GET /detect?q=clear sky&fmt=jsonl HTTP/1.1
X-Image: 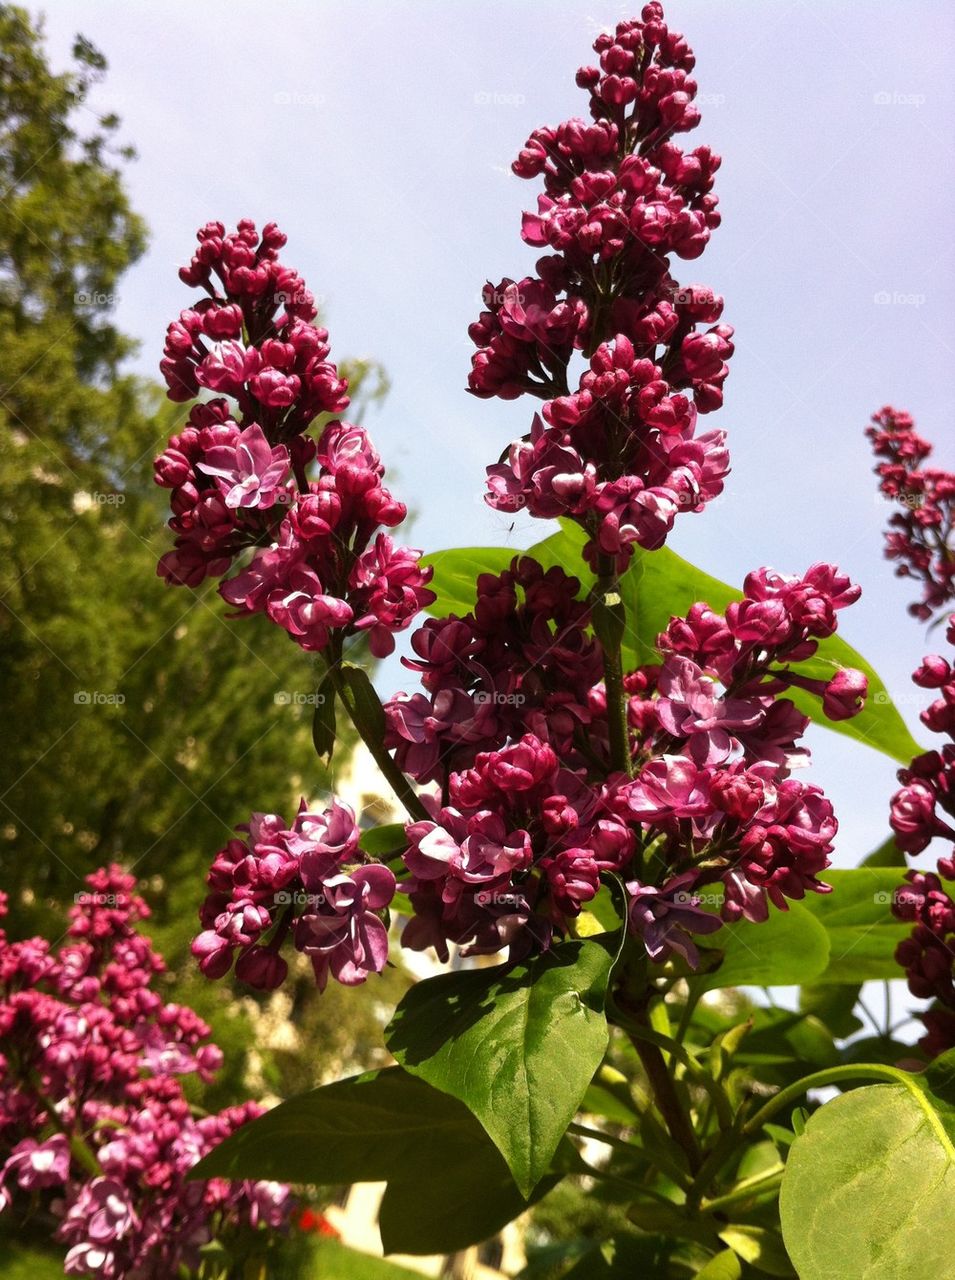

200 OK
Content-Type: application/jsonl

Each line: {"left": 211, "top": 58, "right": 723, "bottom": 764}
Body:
{"left": 36, "top": 0, "right": 955, "bottom": 863}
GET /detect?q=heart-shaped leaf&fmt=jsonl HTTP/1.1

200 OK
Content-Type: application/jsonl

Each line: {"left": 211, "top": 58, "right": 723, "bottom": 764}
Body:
{"left": 386, "top": 938, "right": 614, "bottom": 1196}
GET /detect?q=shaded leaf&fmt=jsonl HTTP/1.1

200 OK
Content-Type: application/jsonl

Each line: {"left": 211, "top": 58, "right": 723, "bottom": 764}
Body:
{"left": 358, "top": 823, "right": 407, "bottom": 858}
{"left": 386, "top": 939, "right": 613, "bottom": 1196}
{"left": 311, "top": 674, "right": 337, "bottom": 761}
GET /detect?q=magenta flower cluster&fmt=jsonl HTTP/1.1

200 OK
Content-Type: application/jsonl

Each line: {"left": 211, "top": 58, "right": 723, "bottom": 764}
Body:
{"left": 388, "top": 560, "right": 864, "bottom": 964}
{"left": 195, "top": 550, "right": 867, "bottom": 989}
{"left": 183, "top": 7, "right": 870, "bottom": 997}
{"left": 470, "top": 3, "right": 732, "bottom": 567}
{"left": 192, "top": 798, "right": 395, "bottom": 994}
{"left": 867, "top": 405, "right": 955, "bottom": 622}
{"left": 386, "top": 557, "right": 603, "bottom": 784}
{"left": 889, "top": 612, "right": 955, "bottom": 1058}
{"left": 154, "top": 219, "right": 434, "bottom": 657}
{"left": 0, "top": 868, "right": 293, "bottom": 1277}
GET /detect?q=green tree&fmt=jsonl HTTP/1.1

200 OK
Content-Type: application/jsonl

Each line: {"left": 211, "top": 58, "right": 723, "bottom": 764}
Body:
{"left": 0, "top": 7, "right": 397, "bottom": 1105}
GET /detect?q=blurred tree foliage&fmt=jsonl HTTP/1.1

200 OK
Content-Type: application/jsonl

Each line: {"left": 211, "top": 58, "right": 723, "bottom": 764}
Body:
{"left": 0, "top": 6, "right": 401, "bottom": 1108}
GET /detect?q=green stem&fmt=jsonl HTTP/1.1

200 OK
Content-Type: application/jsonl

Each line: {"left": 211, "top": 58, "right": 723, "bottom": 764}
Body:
{"left": 595, "top": 552, "right": 633, "bottom": 778}
{"left": 611, "top": 997, "right": 703, "bottom": 1174}
{"left": 699, "top": 1165, "right": 785, "bottom": 1215}
{"left": 324, "top": 660, "right": 428, "bottom": 822}
{"left": 741, "top": 1063, "right": 950, "bottom": 1155}
{"left": 624, "top": 1020, "right": 735, "bottom": 1134}
{"left": 685, "top": 1126, "right": 745, "bottom": 1212}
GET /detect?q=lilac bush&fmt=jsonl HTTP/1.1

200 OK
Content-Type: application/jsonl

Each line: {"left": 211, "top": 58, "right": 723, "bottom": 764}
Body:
{"left": 5, "top": 6, "right": 952, "bottom": 1277}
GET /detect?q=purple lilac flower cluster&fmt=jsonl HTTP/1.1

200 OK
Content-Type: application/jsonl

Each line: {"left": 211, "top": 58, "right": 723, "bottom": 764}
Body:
{"left": 154, "top": 219, "right": 434, "bottom": 657}
{"left": 192, "top": 798, "right": 395, "bottom": 993}
{"left": 184, "top": 7, "right": 869, "bottom": 998}
{"left": 0, "top": 868, "right": 293, "bottom": 1277}
{"left": 867, "top": 405, "right": 955, "bottom": 621}
{"left": 889, "top": 614, "right": 955, "bottom": 1058}
{"left": 388, "top": 561, "right": 864, "bottom": 965}
{"left": 469, "top": 3, "right": 732, "bottom": 568}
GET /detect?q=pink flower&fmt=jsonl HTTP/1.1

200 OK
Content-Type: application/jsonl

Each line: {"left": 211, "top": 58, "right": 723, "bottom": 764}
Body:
{"left": 295, "top": 866, "right": 396, "bottom": 991}
{"left": 890, "top": 781, "right": 942, "bottom": 854}
{"left": 625, "top": 874, "right": 722, "bottom": 967}
{"left": 822, "top": 668, "right": 868, "bottom": 721}
{"left": 197, "top": 424, "right": 291, "bottom": 510}
{"left": 655, "top": 655, "right": 762, "bottom": 763}
{"left": 264, "top": 563, "right": 353, "bottom": 650}
{"left": 2, "top": 1136, "right": 71, "bottom": 1197}
{"left": 195, "top": 339, "right": 260, "bottom": 393}
{"left": 624, "top": 755, "right": 713, "bottom": 825}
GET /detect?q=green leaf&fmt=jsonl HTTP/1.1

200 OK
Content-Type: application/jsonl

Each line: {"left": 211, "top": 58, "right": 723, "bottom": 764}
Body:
{"left": 191, "top": 1068, "right": 481, "bottom": 1183}
{"left": 311, "top": 673, "right": 337, "bottom": 762}
{"left": 861, "top": 834, "right": 905, "bottom": 867}
{"left": 386, "top": 939, "right": 614, "bottom": 1196}
{"left": 310, "top": 1240, "right": 424, "bottom": 1280}
{"left": 358, "top": 823, "right": 407, "bottom": 858}
{"left": 423, "top": 522, "right": 921, "bottom": 763}
{"left": 420, "top": 545, "right": 515, "bottom": 616}
{"left": 379, "top": 1144, "right": 562, "bottom": 1255}
{"left": 798, "top": 983, "right": 863, "bottom": 1039}
{"left": 798, "top": 868, "right": 911, "bottom": 984}
{"left": 717, "top": 1226, "right": 793, "bottom": 1277}
{"left": 581, "top": 1080, "right": 640, "bottom": 1126}
{"left": 693, "top": 900, "right": 830, "bottom": 993}
{"left": 192, "top": 1068, "right": 551, "bottom": 1253}
{"left": 560, "top": 1236, "right": 690, "bottom": 1278}
{"left": 338, "top": 663, "right": 386, "bottom": 741}
{"left": 923, "top": 1047, "right": 955, "bottom": 1106}
{"left": 697, "top": 1249, "right": 743, "bottom": 1280}
{"left": 0, "top": 1238, "right": 67, "bottom": 1280}
{"left": 841, "top": 1035, "right": 913, "bottom": 1067}
{"left": 780, "top": 1082, "right": 955, "bottom": 1280}
{"left": 734, "top": 1009, "right": 839, "bottom": 1076}
{"left": 191, "top": 1065, "right": 567, "bottom": 1253}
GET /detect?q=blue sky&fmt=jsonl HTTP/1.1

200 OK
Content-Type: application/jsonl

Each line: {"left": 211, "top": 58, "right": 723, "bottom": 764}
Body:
{"left": 38, "top": 0, "right": 955, "bottom": 862}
